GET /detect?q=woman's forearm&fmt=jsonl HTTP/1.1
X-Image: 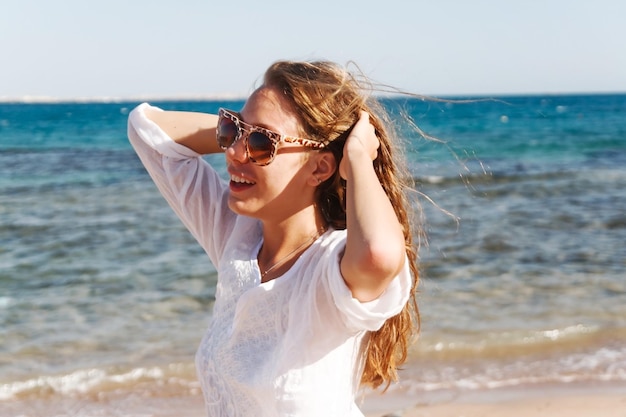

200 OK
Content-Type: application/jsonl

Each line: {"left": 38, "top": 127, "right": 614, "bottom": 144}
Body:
{"left": 145, "top": 108, "right": 221, "bottom": 155}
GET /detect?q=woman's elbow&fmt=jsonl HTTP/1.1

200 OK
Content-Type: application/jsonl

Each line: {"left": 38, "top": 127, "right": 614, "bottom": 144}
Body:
{"left": 367, "top": 240, "right": 406, "bottom": 280}
{"left": 344, "top": 241, "right": 406, "bottom": 302}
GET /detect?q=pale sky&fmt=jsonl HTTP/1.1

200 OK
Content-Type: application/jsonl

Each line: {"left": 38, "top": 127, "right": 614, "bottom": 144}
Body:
{"left": 1, "top": 0, "right": 625, "bottom": 100}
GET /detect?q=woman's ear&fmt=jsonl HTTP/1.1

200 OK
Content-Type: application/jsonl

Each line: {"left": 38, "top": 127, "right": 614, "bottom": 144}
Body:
{"left": 308, "top": 152, "right": 337, "bottom": 186}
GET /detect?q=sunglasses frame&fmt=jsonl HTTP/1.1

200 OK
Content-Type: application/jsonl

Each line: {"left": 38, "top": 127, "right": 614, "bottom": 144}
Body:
{"left": 217, "top": 108, "right": 328, "bottom": 166}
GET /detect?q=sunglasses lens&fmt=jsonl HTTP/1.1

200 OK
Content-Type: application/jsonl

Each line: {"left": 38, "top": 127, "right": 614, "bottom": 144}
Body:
{"left": 217, "top": 117, "right": 238, "bottom": 148}
{"left": 247, "top": 132, "right": 274, "bottom": 164}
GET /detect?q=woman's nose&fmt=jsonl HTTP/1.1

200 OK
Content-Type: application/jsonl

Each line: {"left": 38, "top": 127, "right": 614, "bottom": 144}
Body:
{"left": 225, "top": 134, "right": 249, "bottom": 164}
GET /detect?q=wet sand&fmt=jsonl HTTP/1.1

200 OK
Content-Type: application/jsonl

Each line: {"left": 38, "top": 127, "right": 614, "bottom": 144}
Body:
{"left": 365, "top": 382, "right": 626, "bottom": 417}
{"left": 3, "top": 382, "right": 624, "bottom": 416}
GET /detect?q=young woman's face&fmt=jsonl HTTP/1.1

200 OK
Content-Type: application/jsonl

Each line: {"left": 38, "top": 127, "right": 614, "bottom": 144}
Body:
{"left": 224, "top": 87, "right": 317, "bottom": 221}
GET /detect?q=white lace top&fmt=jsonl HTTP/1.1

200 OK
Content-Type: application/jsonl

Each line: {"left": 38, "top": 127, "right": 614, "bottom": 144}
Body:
{"left": 127, "top": 103, "right": 412, "bottom": 417}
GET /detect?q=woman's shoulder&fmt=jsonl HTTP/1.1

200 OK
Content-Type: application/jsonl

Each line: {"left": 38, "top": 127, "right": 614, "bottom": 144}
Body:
{"left": 319, "top": 227, "right": 346, "bottom": 245}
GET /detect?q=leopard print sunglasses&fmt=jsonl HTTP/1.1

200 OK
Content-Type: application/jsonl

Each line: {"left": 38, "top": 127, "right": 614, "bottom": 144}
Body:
{"left": 217, "top": 108, "right": 328, "bottom": 166}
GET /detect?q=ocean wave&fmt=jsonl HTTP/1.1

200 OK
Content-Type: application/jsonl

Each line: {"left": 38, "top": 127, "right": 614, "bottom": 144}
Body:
{"left": 0, "top": 363, "right": 199, "bottom": 401}
{"left": 392, "top": 324, "right": 626, "bottom": 395}
{"left": 412, "top": 324, "right": 608, "bottom": 359}
{"left": 398, "top": 340, "right": 626, "bottom": 394}
{"left": 415, "top": 324, "right": 596, "bottom": 358}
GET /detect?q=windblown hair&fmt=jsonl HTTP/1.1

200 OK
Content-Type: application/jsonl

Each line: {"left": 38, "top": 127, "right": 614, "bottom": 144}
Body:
{"left": 263, "top": 60, "right": 420, "bottom": 390}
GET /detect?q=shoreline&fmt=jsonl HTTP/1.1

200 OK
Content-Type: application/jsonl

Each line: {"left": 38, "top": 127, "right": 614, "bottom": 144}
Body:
{"left": 2, "top": 381, "right": 624, "bottom": 416}
{"left": 364, "top": 381, "right": 626, "bottom": 417}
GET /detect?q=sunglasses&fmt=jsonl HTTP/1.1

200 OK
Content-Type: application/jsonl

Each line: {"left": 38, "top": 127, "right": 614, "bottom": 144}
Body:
{"left": 216, "top": 108, "right": 327, "bottom": 166}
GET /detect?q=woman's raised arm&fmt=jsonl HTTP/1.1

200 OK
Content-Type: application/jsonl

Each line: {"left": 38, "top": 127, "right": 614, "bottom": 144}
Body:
{"left": 339, "top": 112, "right": 406, "bottom": 303}
{"left": 145, "top": 107, "right": 221, "bottom": 155}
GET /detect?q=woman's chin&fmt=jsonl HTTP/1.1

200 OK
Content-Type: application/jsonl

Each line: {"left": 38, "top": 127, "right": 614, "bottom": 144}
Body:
{"left": 227, "top": 194, "right": 257, "bottom": 217}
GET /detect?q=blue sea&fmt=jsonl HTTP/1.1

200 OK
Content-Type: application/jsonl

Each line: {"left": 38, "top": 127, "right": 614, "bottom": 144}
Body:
{"left": 1, "top": 94, "right": 625, "bottom": 416}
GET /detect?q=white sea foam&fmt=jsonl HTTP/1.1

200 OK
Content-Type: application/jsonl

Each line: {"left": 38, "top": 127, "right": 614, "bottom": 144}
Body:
{"left": 0, "top": 364, "right": 198, "bottom": 401}
{"left": 0, "top": 296, "right": 13, "bottom": 308}
{"left": 396, "top": 343, "right": 626, "bottom": 394}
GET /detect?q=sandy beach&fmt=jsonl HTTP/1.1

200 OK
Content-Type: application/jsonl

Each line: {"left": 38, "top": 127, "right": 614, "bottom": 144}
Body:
{"left": 4, "top": 382, "right": 623, "bottom": 417}
{"left": 376, "top": 394, "right": 626, "bottom": 417}
{"left": 365, "top": 383, "right": 626, "bottom": 417}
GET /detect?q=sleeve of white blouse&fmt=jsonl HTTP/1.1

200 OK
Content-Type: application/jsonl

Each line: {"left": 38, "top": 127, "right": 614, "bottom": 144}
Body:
{"left": 127, "top": 103, "right": 231, "bottom": 265}
{"left": 323, "top": 234, "right": 413, "bottom": 332}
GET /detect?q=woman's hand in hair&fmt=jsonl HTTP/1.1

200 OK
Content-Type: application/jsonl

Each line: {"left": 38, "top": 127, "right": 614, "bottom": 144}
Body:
{"left": 339, "top": 111, "right": 379, "bottom": 180}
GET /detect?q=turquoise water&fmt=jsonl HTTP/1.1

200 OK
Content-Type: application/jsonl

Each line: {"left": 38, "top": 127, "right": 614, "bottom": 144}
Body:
{"left": 1, "top": 95, "right": 625, "bottom": 413}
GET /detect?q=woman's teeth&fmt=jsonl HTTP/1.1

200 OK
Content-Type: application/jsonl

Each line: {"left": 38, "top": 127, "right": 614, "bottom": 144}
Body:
{"left": 230, "top": 174, "right": 255, "bottom": 184}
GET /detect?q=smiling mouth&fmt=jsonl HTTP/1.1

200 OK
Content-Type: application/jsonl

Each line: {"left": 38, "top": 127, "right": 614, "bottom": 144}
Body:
{"left": 230, "top": 174, "right": 255, "bottom": 185}
{"left": 229, "top": 174, "right": 256, "bottom": 192}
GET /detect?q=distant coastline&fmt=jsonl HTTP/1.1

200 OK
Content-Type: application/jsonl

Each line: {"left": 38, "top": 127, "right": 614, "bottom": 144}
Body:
{"left": 0, "top": 93, "right": 248, "bottom": 104}
{"left": 2, "top": 91, "right": 625, "bottom": 104}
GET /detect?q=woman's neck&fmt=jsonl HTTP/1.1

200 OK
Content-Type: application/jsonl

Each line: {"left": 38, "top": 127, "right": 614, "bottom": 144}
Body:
{"left": 258, "top": 208, "right": 327, "bottom": 282}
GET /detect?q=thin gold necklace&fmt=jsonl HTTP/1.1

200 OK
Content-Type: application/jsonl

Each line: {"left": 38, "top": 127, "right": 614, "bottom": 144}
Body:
{"left": 260, "top": 229, "right": 324, "bottom": 278}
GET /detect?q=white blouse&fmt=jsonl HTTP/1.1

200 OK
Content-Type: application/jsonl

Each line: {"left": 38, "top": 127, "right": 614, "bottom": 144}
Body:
{"left": 127, "top": 103, "right": 412, "bottom": 417}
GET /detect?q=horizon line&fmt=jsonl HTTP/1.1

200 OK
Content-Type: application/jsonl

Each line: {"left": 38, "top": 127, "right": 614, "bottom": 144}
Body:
{"left": 1, "top": 90, "right": 625, "bottom": 104}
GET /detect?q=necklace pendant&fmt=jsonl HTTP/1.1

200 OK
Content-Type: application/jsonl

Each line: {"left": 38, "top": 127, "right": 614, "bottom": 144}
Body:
{"left": 259, "top": 229, "right": 325, "bottom": 279}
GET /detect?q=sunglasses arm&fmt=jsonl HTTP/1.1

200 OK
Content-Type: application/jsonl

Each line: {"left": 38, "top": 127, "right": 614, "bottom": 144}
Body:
{"left": 145, "top": 108, "right": 222, "bottom": 155}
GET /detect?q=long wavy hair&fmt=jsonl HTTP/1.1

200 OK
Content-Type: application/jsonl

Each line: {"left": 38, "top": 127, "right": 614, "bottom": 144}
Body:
{"left": 263, "top": 60, "right": 421, "bottom": 390}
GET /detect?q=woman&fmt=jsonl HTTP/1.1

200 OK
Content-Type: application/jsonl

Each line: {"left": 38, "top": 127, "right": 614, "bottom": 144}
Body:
{"left": 127, "top": 60, "right": 420, "bottom": 417}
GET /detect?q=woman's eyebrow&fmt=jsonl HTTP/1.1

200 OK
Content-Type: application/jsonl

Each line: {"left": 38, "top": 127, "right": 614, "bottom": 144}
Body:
{"left": 239, "top": 114, "right": 281, "bottom": 134}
